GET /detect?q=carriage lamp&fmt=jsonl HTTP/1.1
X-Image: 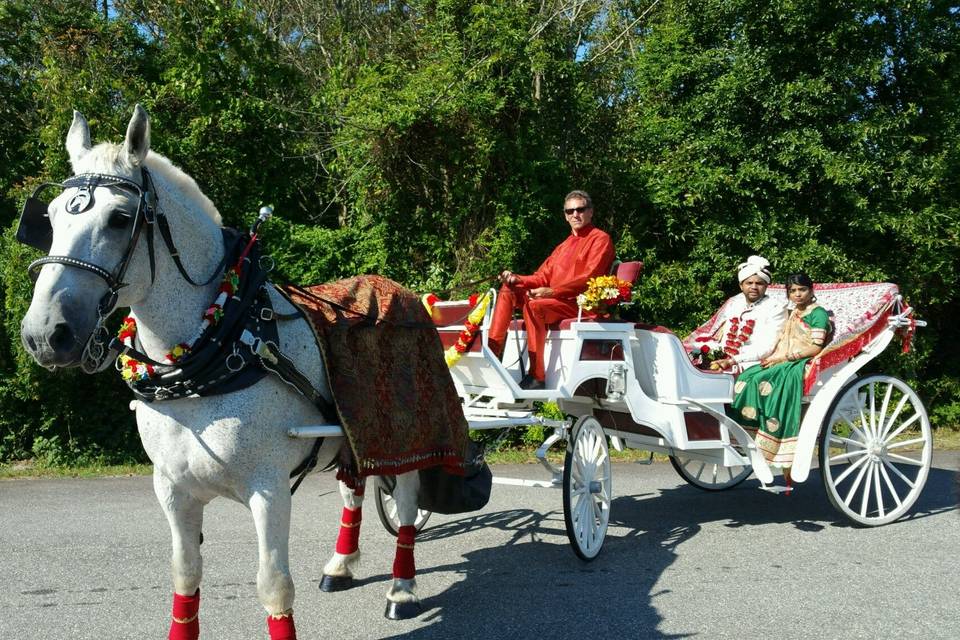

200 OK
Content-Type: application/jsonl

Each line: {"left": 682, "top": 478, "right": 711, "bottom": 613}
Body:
{"left": 606, "top": 363, "right": 627, "bottom": 401}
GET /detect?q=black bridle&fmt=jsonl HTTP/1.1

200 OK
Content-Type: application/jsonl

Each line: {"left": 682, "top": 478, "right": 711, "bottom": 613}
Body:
{"left": 17, "top": 168, "right": 227, "bottom": 371}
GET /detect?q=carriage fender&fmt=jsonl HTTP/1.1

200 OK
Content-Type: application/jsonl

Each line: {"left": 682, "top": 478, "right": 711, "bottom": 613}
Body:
{"left": 790, "top": 329, "right": 896, "bottom": 483}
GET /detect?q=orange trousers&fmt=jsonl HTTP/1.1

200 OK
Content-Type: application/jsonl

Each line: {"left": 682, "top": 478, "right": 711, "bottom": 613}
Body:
{"left": 488, "top": 284, "right": 579, "bottom": 381}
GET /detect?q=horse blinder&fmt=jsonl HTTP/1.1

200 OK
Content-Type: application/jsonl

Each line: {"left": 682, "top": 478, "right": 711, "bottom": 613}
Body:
{"left": 16, "top": 191, "right": 55, "bottom": 253}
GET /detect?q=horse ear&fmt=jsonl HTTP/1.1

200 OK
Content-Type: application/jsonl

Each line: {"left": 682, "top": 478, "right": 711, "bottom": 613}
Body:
{"left": 123, "top": 104, "right": 151, "bottom": 166}
{"left": 66, "top": 111, "right": 92, "bottom": 167}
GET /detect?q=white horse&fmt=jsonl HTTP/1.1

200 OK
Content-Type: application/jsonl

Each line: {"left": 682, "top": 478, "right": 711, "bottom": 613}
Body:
{"left": 20, "top": 105, "right": 424, "bottom": 639}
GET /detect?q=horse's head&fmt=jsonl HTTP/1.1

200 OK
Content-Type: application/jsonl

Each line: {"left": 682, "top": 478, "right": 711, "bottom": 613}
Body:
{"left": 20, "top": 105, "right": 165, "bottom": 370}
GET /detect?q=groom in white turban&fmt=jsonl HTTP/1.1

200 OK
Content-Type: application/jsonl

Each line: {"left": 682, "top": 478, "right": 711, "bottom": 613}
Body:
{"left": 700, "top": 255, "right": 787, "bottom": 373}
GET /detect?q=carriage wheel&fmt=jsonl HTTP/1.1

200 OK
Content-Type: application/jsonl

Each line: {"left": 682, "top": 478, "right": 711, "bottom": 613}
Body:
{"left": 669, "top": 454, "right": 752, "bottom": 491}
{"left": 819, "top": 374, "right": 932, "bottom": 527}
{"left": 374, "top": 477, "right": 432, "bottom": 537}
{"left": 562, "top": 415, "right": 612, "bottom": 561}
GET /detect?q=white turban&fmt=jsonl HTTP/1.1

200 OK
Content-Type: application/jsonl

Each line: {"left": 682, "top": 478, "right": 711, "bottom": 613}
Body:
{"left": 737, "top": 255, "right": 772, "bottom": 284}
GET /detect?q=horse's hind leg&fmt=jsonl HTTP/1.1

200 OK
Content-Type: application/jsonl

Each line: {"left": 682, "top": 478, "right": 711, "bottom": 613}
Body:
{"left": 154, "top": 472, "right": 204, "bottom": 640}
{"left": 385, "top": 470, "right": 422, "bottom": 620}
{"left": 320, "top": 479, "right": 366, "bottom": 591}
{"left": 249, "top": 481, "right": 298, "bottom": 640}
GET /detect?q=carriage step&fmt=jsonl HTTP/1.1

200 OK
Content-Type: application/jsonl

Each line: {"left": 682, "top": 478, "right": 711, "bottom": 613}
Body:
{"left": 492, "top": 476, "right": 561, "bottom": 488}
{"left": 760, "top": 484, "right": 792, "bottom": 495}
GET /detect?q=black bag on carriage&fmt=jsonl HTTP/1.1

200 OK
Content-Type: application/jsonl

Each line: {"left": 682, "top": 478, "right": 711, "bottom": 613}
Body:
{"left": 415, "top": 439, "right": 492, "bottom": 514}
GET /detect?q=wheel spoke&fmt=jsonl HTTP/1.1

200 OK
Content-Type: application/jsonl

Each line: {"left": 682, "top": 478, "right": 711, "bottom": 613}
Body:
{"left": 595, "top": 448, "right": 608, "bottom": 468}
{"left": 829, "top": 449, "right": 869, "bottom": 464}
{"left": 841, "top": 414, "right": 869, "bottom": 445}
{"left": 885, "top": 437, "right": 927, "bottom": 451}
{"left": 858, "top": 463, "right": 875, "bottom": 517}
{"left": 882, "top": 458, "right": 917, "bottom": 489}
{"left": 884, "top": 412, "right": 921, "bottom": 443}
{"left": 878, "top": 393, "right": 909, "bottom": 442}
{"left": 693, "top": 461, "right": 706, "bottom": 480}
{"left": 590, "top": 432, "right": 602, "bottom": 461}
{"left": 833, "top": 451, "right": 869, "bottom": 484}
{"left": 829, "top": 434, "right": 867, "bottom": 449}
{"left": 873, "top": 462, "right": 885, "bottom": 518}
{"left": 868, "top": 382, "right": 877, "bottom": 438}
{"left": 885, "top": 452, "right": 925, "bottom": 467}
{"left": 878, "top": 463, "right": 904, "bottom": 508}
{"left": 843, "top": 459, "right": 871, "bottom": 507}
{"left": 876, "top": 382, "right": 894, "bottom": 441}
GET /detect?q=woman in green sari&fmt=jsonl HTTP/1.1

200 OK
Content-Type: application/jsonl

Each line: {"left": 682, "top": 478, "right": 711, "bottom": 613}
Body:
{"left": 730, "top": 273, "right": 830, "bottom": 490}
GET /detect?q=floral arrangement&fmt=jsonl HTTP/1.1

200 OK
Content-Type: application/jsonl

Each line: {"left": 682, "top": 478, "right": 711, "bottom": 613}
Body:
{"left": 443, "top": 293, "right": 490, "bottom": 367}
{"left": 576, "top": 275, "right": 633, "bottom": 317}
{"left": 689, "top": 345, "right": 727, "bottom": 370}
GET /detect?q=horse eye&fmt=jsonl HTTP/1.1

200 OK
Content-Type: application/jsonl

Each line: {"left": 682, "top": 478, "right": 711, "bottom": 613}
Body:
{"left": 107, "top": 210, "right": 132, "bottom": 229}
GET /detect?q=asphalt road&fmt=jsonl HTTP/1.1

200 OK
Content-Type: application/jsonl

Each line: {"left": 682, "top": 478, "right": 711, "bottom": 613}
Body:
{"left": 1, "top": 454, "right": 957, "bottom": 640}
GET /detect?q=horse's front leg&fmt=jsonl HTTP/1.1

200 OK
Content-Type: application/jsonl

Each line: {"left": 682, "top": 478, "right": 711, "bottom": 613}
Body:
{"left": 385, "top": 470, "right": 422, "bottom": 620}
{"left": 249, "top": 480, "right": 298, "bottom": 640}
{"left": 320, "top": 478, "right": 366, "bottom": 592}
{"left": 154, "top": 472, "right": 204, "bottom": 640}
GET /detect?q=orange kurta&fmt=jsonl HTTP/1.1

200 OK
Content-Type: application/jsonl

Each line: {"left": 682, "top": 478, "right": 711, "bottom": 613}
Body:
{"left": 489, "top": 224, "right": 615, "bottom": 380}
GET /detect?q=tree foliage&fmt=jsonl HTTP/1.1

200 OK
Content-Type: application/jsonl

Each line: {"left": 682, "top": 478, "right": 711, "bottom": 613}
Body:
{"left": 1, "top": 0, "right": 958, "bottom": 463}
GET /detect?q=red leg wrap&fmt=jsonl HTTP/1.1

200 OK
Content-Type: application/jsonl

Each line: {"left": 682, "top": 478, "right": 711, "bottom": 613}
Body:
{"left": 392, "top": 525, "right": 416, "bottom": 580}
{"left": 168, "top": 590, "right": 200, "bottom": 640}
{"left": 335, "top": 506, "right": 362, "bottom": 555}
{"left": 267, "top": 611, "right": 297, "bottom": 640}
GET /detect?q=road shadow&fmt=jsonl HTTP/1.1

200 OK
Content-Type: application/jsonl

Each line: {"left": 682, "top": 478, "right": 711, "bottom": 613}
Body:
{"left": 376, "top": 507, "right": 688, "bottom": 639}
{"left": 373, "top": 463, "right": 956, "bottom": 639}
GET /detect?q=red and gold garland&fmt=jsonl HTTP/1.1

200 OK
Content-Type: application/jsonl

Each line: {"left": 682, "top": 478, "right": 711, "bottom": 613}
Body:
{"left": 421, "top": 292, "right": 491, "bottom": 368}
{"left": 723, "top": 316, "right": 755, "bottom": 357}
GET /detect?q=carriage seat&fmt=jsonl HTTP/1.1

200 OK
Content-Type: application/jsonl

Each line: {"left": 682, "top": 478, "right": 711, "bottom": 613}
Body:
{"left": 682, "top": 282, "right": 904, "bottom": 391}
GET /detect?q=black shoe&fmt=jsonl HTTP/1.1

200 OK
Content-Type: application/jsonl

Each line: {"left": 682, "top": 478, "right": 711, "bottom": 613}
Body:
{"left": 519, "top": 375, "right": 545, "bottom": 390}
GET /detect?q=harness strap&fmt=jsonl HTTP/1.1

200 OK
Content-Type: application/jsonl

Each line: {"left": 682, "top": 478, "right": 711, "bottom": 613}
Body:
{"left": 156, "top": 214, "right": 226, "bottom": 288}
{"left": 240, "top": 332, "right": 338, "bottom": 424}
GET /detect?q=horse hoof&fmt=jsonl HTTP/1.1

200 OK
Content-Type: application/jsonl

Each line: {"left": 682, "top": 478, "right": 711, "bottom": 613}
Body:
{"left": 319, "top": 574, "right": 353, "bottom": 592}
{"left": 384, "top": 600, "right": 422, "bottom": 620}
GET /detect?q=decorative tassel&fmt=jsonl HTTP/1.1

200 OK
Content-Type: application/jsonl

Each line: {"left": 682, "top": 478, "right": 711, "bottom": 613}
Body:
{"left": 168, "top": 590, "right": 200, "bottom": 640}
{"left": 393, "top": 525, "right": 416, "bottom": 580}
{"left": 267, "top": 610, "right": 297, "bottom": 640}
{"left": 335, "top": 507, "right": 362, "bottom": 555}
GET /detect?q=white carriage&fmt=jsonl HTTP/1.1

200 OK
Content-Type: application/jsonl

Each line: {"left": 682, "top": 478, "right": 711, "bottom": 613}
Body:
{"left": 438, "top": 273, "right": 930, "bottom": 558}
{"left": 293, "top": 270, "right": 931, "bottom": 561}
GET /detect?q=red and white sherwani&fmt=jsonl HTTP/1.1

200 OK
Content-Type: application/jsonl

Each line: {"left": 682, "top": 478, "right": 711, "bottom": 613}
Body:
{"left": 488, "top": 224, "right": 615, "bottom": 382}
{"left": 704, "top": 294, "right": 788, "bottom": 372}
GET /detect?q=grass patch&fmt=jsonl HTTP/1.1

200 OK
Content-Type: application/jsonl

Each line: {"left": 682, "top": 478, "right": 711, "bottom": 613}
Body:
{"left": 0, "top": 461, "right": 153, "bottom": 480}
{"left": 1, "top": 429, "right": 956, "bottom": 477}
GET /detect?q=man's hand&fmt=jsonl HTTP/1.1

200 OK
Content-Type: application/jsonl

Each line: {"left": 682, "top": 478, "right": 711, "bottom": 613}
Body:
{"left": 499, "top": 270, "right": 520, "bottom": 285}
{"left": 528, "top": 287, "right": 554, "bottom": 299}
{"left": 710, "top": 357, "right": 735, "bottom": 371}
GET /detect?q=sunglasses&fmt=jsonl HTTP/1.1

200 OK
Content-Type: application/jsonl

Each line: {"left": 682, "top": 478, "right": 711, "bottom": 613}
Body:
{"left": 563, "top": 205, "right": 591, "bottom": 215}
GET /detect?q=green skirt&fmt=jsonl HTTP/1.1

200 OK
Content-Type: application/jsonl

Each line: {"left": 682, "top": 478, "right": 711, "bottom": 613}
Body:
{"left": 729, "top": 359, "right": 808, "bottom": 468}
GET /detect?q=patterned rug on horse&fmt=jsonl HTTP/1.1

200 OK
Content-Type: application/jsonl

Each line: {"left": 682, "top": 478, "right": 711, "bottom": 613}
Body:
{"left": 281, "top": 275, "right": 468, "bottom": 478}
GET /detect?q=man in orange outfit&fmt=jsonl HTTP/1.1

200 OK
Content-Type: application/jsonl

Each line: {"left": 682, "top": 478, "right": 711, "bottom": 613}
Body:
{"left": 488, "top": 190, "right": 615, "bottom": 390}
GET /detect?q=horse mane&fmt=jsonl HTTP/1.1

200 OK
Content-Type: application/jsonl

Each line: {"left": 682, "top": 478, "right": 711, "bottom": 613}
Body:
{"left": 81, "top": 142, "right": 223, "bottom": 226}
